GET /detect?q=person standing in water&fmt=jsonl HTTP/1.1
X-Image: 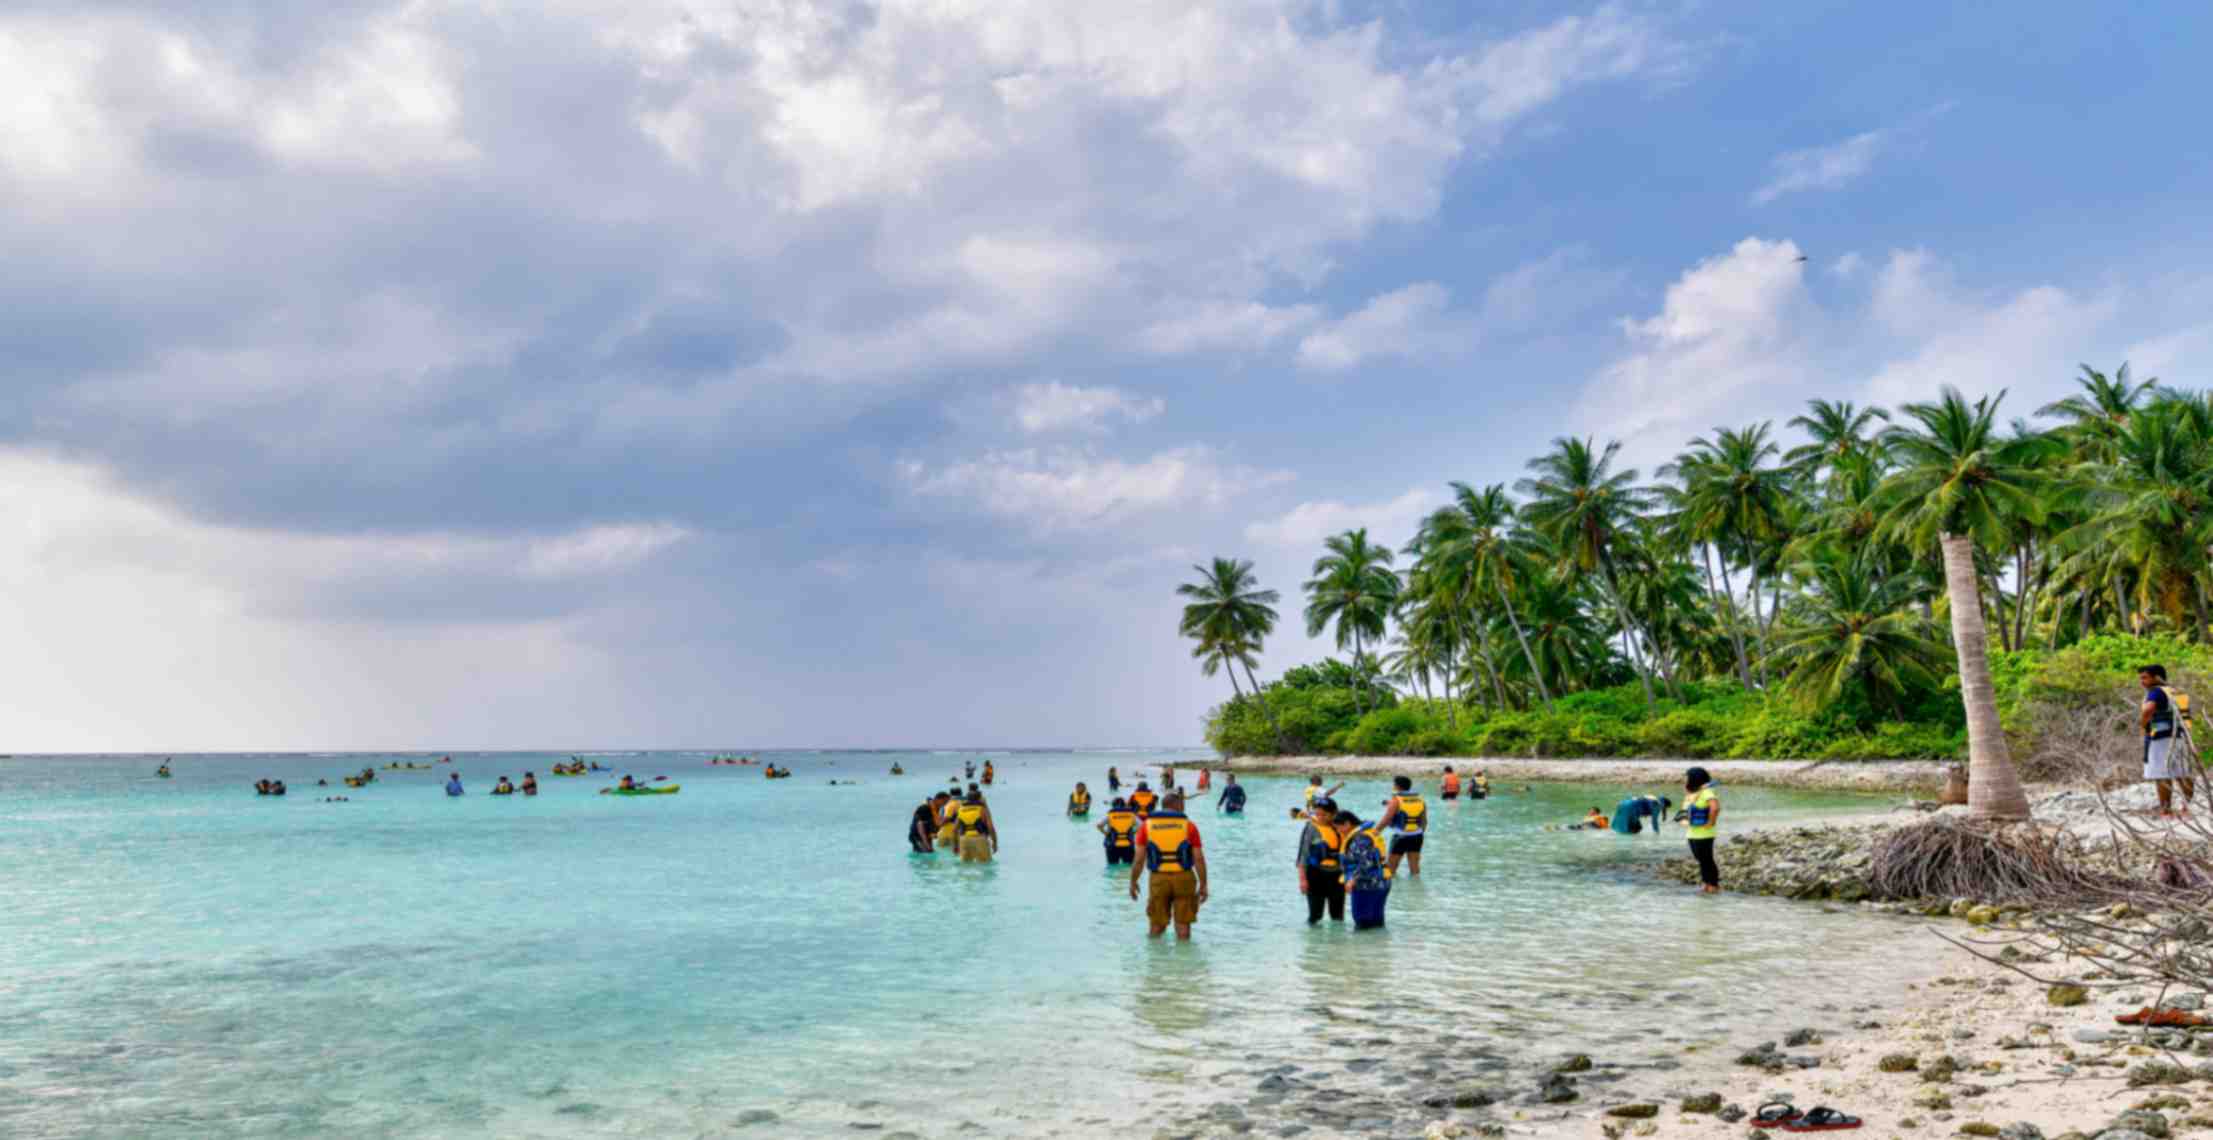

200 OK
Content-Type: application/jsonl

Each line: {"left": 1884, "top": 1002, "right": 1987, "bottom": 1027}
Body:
{"left": 1303, "top": 776, "right": 1344, "bottom": 815}
{"left": 1196, "top": 768, "right": 1211, "bottom": 792}
{"left": 1107, "top": 766, "right": 1121, "bottom": 791}
{"left": 910, "top": 795, "right": 945, "bottom": 854}
{"left": 1439, "top": 767, "right": 1461, "bottom": 801}
{"left": 1130, "top": 792, "right": 1207, "bottom": 940}
{"left": 1379, "top": 775, "right": 1427, "bottom": 878}
{"left": 1216, "top": 775, "right": 1246, "bottom": 815}
{"left": 2141, "top": 664, "right": 2196, "bottom": 817}
{"left": 1067, "top": 782, "right": 1092, "bottom": 817}
{"left": 1099, "top": 798, "right": 1140, "bottom": 866}
{"left": 1128, "top": 781, "right": 1158, "bottom": 818}
{"left": 1341, "top": 809, "right": 1392, "bottom": 929}
{"left": 954, "top": 792, "right": 998, "bottom": 863}
{"left": 521, "top": 772, "right": 538, "bottom": 796}
{"left": 1296, "top": 798, "right": 1348, "bottom": 925}
{"left": 445, "top": 773, "right": 464, "bottom": 796}
{"left": 1683, "top": 767, "right": 1721, "bottom": 893}
{"left": 982, "top": 760, "right": 995, "bottom": 786}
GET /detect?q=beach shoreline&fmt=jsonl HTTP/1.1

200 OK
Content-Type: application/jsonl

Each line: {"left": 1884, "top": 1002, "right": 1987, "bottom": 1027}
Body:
{"left": 1207, "top": 754, "right": 1954, "bottom": 793}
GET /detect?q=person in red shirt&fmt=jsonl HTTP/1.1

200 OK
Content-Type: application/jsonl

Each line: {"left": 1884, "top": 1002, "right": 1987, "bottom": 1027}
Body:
{"left": 1128, "top": 791, "right": 1209, "bottom": 940}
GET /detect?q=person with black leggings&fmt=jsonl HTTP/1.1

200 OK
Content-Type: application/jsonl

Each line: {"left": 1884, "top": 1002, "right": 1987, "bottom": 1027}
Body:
{"left": 1296, "top": 799, "right": 1348, "bottom": 924}
{"left": 1683, "top": 766, "right": 1721, "bottom": 892}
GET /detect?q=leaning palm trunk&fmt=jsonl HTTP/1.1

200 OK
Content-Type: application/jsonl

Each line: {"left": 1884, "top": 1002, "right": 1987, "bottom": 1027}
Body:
{"left": 1600, "top": 562, "right": 1656, "bottom": 709}
{"left": 1942, "top": 533, "right": 2031, "bottom": 820}
{"left": 1706, "top": 545, "right": 1755, "bottom": 692}
{"left": 1747, "top": 557, "right": 1773, "bottom": 687}
{"left": 1237, "top": 662, "right": 1293, "bottom": 755}
{"left": 1495, "top": 580, "right": 1554, "bottom": 712}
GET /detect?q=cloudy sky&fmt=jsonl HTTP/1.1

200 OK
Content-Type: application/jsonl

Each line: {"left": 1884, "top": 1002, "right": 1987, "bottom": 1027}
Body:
{"left": 5, "top": 2, "right": 2211, "bottom": 751}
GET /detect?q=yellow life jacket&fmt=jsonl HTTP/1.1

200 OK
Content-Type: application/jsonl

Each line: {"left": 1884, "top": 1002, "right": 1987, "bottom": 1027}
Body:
{"left": 1069, "top": 790, "right": 1091, "bottom": 814}
{"left": 1685, "top": 788, "right": 1718, "bottom": 839}
{"left": 1103, "top": 810, "right": 1138, "bottom": 848}
{"left": 956, "top": 803, "right": 988, "bottom": 837}
{"left": 1143, "top": 811, "right": 1194, "bottom": 873}
{"left": 1305, "top": 822, "right": 1346, "bottom": 872}
{"left": 1393, "top": 795, "right": 1426, "bottom": 834}
{"left": 1130, "top": 790, "right": 1157, "bottom": 816}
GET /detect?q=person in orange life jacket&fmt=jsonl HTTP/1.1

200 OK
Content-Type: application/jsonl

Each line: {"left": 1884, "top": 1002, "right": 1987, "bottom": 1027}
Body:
{"left": 1097, "top": 798, "right": 1141, "bottom": 866}
{"left": 1128, "top": 792, "right": 1207, "bottom": 940}
{"left": 1378, "top": 775, "right": 1428, "bottom": 878}
{"left": 1128, "top": 782, "right": 1159, "bottom": 818}
{"left": 1296, "top": 797, "right": 1348, "bottom": 925}
{"left": 1440, "top": 766, "right": 1461, "bottom": 800}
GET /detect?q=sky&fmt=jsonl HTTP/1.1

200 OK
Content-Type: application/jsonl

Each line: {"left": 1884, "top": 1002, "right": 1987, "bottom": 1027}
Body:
{"left": 4, "top": 1, "right": 2212, "bottom": 751}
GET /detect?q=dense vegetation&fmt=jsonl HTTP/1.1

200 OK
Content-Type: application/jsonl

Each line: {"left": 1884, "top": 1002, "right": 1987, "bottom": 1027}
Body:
{"left": 1180, "top": 368, "right": 2213, "bottom": 790}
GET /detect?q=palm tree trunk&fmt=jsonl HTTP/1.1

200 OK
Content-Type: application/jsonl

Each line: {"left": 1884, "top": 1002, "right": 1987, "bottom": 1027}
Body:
{"left": 2196, "top": 575, "right": 2211, "bottom": 646}
{"left": 1352, "top": 630, "right": 1369, "bottom": 713}
{"left": 2012, "top": 546, "right": 2032, "bottom": 650}
{"left": 1707, "top": 545, "right": 1755, "bottom": 692}
{"left": 1494, "top": 579, "right": 1554, "bottom": 712}
{"left": 1600, "top": 560, "right": 1656, "bottom": 710}
{"left": 1942, "top": 533, "right": 2030, "bottom": 820}
{"left": 1982, "top": 569, "right": 2011, "bottom": 653}
{"left": 1237, "top": 661, "right": 1291, "bottom": 755}
{"left": 1471, "top": 617, "right": 1509, "bottom": 708}
{"left": 1747, "top": 557, "right": 1772, "bottom": 687}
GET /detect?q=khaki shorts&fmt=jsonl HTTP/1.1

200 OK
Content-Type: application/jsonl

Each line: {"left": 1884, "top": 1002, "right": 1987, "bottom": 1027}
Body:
{"left": 1146, "top": 870, "right": 1200, "bottom": 926}
{"left": 958, "top": 834, "right": 993, "bottom": 863}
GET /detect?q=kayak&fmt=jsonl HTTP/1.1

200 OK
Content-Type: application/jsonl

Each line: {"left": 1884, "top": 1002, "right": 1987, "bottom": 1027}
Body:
{"left": 605, "top": 784, "right": 680, "bottom": 797}
{"left": 549, "top": 771, "right": 587, "bottom": 777}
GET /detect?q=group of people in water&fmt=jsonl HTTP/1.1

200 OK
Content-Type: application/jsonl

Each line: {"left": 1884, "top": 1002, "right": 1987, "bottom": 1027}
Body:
{"left": 910, "top": 780, "right": 999, "bottom": 861}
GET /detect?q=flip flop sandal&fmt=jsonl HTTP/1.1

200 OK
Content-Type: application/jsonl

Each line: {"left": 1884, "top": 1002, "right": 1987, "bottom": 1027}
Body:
{"left": 1752, "top": 1102, "right": 1803, "bottom": 1126}
{"left": 1782, "top": 1107, "right": 1862, "bottom": 1132}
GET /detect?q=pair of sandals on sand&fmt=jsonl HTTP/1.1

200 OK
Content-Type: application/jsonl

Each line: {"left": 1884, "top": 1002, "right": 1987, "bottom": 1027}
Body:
{"left": 1754, "top": 1103, "right": 1861, "bottom": 1131}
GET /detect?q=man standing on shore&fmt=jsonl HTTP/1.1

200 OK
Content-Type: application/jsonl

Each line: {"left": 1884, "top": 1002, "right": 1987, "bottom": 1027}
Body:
{"left": 2141, "top": 664, "right": 2196, "bottom": 817}
{"left": 1130, "top": 791, "right": 1207, "bottom": 939}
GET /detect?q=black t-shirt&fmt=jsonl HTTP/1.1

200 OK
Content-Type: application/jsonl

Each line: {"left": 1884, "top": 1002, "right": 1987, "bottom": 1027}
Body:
{"left": 912, "top": 804, "right": 938, "bottom": 835}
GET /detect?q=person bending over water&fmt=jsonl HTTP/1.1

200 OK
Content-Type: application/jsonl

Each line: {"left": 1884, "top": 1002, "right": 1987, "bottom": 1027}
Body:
{"left": 1130, "top": 792, "right": 1206, "bottom": 940}
{"left": 1067, "top": 782, "right": 1092, "bottom": 817}
{"left": 1217, "top": 775, "right": 1246, "bottom": 815}
{"left": 910, "top": 795, "right": 944, "bottom": 854}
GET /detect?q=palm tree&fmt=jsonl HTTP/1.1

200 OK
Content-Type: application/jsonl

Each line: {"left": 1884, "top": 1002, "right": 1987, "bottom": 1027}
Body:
{"left": 1666, "top": 424, "right": 1792, "bottom": 688}
{"left": 2038, "top": 362, "right": 2158, "bottom": 461}
{"left": 1303, "top": 529, "right": 1402, "bottom": 712}
{"left": 1415, "top": 482, "right": 1555, "bottom": 711}
{"left": 1770, "top": 546, "right": 1950, "bottom": 715}
{"left": 1178, "top": 557, "right": 1286, "bottom": 745}
{"left": 2055, "top": 399, "right": 2213, "bottom": 642}
{"left": 1516, "top": 437, "right": 1663, "bottom": 708}
{"left": 1875, "top": 387, "right": 2045, "bottom": 820}
{"left": 1785, "top": 399, "right": 1891, "bottom": 483}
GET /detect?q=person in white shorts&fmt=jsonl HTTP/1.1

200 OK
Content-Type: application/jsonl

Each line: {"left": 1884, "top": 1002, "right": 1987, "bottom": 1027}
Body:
{"left": 2140, "top": 664, "right": 2195, "bottom": 817}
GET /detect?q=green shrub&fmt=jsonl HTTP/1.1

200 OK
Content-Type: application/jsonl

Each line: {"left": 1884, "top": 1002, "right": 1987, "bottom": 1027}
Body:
{"left": 1635, "top": 709, "right": 1735, "bottom": 757}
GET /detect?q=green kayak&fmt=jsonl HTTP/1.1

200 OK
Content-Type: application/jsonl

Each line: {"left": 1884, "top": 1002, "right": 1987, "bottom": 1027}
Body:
{"left": 604, "top": 784, "right": 681, "bottom": 796}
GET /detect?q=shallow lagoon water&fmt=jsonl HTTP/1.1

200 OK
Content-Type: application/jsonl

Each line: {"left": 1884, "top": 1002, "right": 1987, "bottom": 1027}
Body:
{"left": 0, "top": 751, "right": 1930, "bottom": 1137}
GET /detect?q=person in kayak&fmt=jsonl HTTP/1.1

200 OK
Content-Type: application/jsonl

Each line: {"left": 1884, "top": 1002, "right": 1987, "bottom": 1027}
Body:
{"left": 1099, "top": 799, "right": 1140, "bottom": 865}
{"left": 157, "top": 763, "right": 171, "bottom": 778}
{"left": 521, "top": 772, "right": 538, "bottom": 796}
{"left": 618, "top": 775, "right": 638, "bottom": 791}
{"left": 445, "top": 774, "right": 464, "bottom": 796}
{"left": 1217, "top": 775, "right": 1247, "bottom": 815}
{"left": 1067, "top": 782, "right": 1092, "bottom": 817}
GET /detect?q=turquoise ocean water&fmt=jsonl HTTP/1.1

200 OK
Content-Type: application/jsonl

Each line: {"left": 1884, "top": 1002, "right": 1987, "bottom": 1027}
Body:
{"left": 0, "top": 751, "right": 1923, "bottom": 1138}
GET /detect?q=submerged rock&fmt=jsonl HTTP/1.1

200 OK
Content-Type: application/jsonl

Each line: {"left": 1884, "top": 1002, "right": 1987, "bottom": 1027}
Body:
{"left": 1679, "top": 1093, "right": 1723, "bottom": 1114}
{"left": 2048, "top": 984, "right": 2090, "bottom": 1007}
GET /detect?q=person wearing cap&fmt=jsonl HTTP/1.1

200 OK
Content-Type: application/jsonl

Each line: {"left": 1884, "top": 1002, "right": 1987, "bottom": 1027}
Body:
{"left": 1295, "top": 797, "right": 1349, "bottom": 925}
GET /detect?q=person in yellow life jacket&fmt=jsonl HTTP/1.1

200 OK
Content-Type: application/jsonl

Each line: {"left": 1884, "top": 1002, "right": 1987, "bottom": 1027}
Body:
{"left": 1128, "top": 782, "right": 1158, "bottom": 818}
{"left": 1439, "top": 766, "right": 1461, "bottom": 800}
{"left": 936, "top": 784, "right": 963, "bottom": 847}
{"left": 1379, "top": 775, "right": 1428, "bottom": 878}
{"left": 954, "top": 792, "right": 998, "bottom": 863}
{"left": 1097, "top": 799, "right": 1140, "bottom": 866}
{"left": 1128, "top": 792, "right": 1207, "bottom": 940}
{"left": 1472, "top": 770, "right": 1491, "bottom": 800}
{"left": 1295, "top": 798, "right": 1348, "bottom": 925}
{"left": 1303, "top": 775, "right": 1345, "bottom": 812}
{"left": 1683, "top": 766, "right": 1721, "bottom": 893}
{"left": 1067, "top": 782, "right": 1092, "bottom": 817}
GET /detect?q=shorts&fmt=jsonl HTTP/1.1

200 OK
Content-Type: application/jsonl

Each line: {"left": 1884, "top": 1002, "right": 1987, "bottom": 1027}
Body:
{"left": 958, "top": 834, "right": 993, "bottom": 863}
{"left": 1106, "top": 846, "right": 1134, "bottom": 866}
{"left": 1146, "top": 870, "right": 1200, "bottom": 927}
{"left": 1440, "top": 791, "right": 1459, "bottom": 801}
{"left": 2146, "top": 735, "right": 2192, "bottom": 781}
{"left": 1389, "top": 833, "right": 1424, "bottom": 855}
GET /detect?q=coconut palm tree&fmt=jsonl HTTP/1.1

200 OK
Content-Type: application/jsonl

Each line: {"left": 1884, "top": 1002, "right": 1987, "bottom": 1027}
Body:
{"left": 2038, "top": 362, "right": 2158, "bottom": 461}
{"left": 1785, "top": 399, "right": 1891, "bottom": 483}
{"left": 1875, "top": 387, "right": 2046, "bottom": 820}
{"left": 1516, "top": 437, "right": 1664, "bottom": 709}
{"left": 2055, "top": 399, "right": 2213, "bottom": 642}
{"left": 1415, "top": 482, "right": 1555, "bottom": 711}
{"left": 1770, "top": 546, "right": 1950, "bottom": 715}
{"left": 1178, "top": 557, "right": 1280, "bottom": 693}
{"left": 1303, "top": 529, "right": 1401, "bottom": 712}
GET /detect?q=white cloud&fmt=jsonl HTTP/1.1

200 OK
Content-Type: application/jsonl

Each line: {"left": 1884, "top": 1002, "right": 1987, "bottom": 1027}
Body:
{"left": 1862, "top": 251, "right": 2117, "bottom": 405}
{"left": 1297, "top": 282, "right": 1456, "bottom": 371}
{"left": 1007, "top": 381, "right": 1164, "bottom": 434}
{"left": 1751, "top": 103, "right": 1954, "bottom": 205}
{"left": 1136, "top": 300, "right": 1321, "bottom": 356}
{"left": 1244, "top": 487, "right": 1438, "bottom": 550}
{"left": 902, "top": 446, "right": 1290, "bottom": 532}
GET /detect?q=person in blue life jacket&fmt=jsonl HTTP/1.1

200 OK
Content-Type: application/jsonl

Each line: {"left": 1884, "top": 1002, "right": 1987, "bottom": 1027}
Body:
{"left": 1217, "top": 775, "right": 1247, "bottom": 814}
{"left": 445, "top": 773, "right": 464, "bottom": 797}
{"left": 1339, "top": 809, "right": 1392, "bottom": 930}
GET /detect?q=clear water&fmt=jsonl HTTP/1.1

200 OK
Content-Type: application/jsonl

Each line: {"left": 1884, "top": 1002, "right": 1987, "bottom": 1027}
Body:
{"left": 0, "top": 751, "right": 1930, "bottom": 1138}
